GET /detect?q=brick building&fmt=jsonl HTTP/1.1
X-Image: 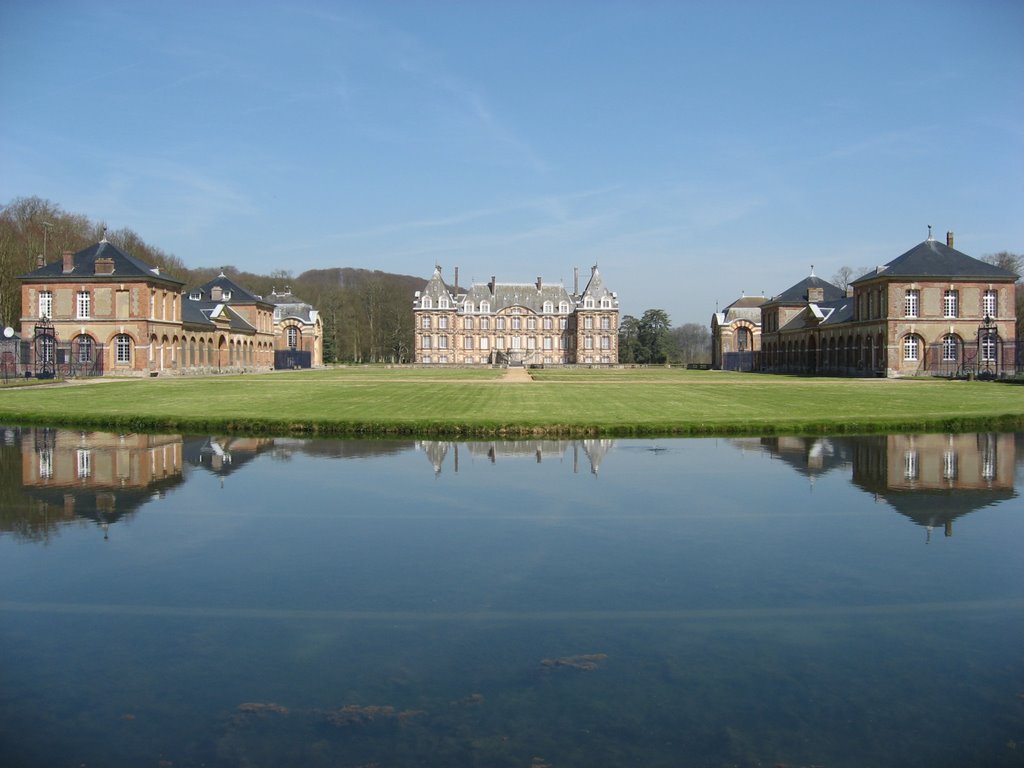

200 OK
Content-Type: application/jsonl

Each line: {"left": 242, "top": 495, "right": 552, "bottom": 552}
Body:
{"left": 413, "top": 266, "right": 619, "bottom": 365}
{"left": 759, "top": 232, "right": 1018, "bottom": 377}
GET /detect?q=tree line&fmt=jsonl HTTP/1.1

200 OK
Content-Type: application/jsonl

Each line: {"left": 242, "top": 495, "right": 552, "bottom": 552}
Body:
{"left": 0, "top": 196, "right": 421, "bottom": 363}
{"left": 618, "top": 308, "right": 711, "bottom": 365}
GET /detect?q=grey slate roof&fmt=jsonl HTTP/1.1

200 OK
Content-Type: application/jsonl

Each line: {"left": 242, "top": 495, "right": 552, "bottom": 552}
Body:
{"left": 181, "top": 298, "right": 255, "bottom": 332}
{"left": 192, "top": 274, "right": 271, "bottom": 306}
{"left": 414, "top": 266, "right": 617, "bottom": 313}
{"left": 268, "top": 290, "right": 319, "bottom": 324}
{"left": 771, "top": 275, "right": 845, "bottom": 304}
{"left": 20, "top": 240, "right": 184, "bottom": 286}
{"left": 851, "top": 238, "right": 1018, "bottom": 284}
{"left": 717, "top": 295, "right": 766, "bottom": 325}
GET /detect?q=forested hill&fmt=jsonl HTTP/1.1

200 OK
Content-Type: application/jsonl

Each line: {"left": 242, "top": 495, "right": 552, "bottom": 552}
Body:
{"left": 0, "top": 196, "right": 426, "bottom": 363}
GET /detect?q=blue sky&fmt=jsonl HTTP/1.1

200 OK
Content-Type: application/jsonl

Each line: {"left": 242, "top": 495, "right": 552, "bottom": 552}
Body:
{"left": 2, "top": 1, "right": 1021, "bottom": 325}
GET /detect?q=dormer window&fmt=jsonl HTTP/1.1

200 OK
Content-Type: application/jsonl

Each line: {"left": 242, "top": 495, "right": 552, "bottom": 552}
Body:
{"left": 438, "top": 296, "right": 449, "bottom": 309}
{"left": 421, "top": 297, "right": 432, "bottom": 309}
{"left": 464, "top": 301, "right": 474, "bottom": 313}
{"left": 479, "top": 301, "right": 490, "bottom": 313}
{"left": 189, "top": 291, "right": 202, "bottom": 301}
{"left": 559, "top": 301, "right": 569, "bottom": 314}
{"left": 600, "top": 297, "right": 612, "bottom": 309}
{"left": 543, "top": 301, "right": 553, "bottom": 314}
{"left": 583, "top": 297, "right": 595, "bottom": 309}
{"left": 222, "top": 290, "right": 231, "bottom": 301}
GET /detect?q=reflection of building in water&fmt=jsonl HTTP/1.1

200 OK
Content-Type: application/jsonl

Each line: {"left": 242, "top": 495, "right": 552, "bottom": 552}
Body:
{"left": 749, "top": 433, "right": 1017, "bottom": 540}
{"left": 182, "top": 436, "right": 276, "bottom": 478}
{"left": 6, "top": 427, "right": 184, "bottom": 540}
{"left": 416, "top": 439, "right": 615, "bottom": 476}
{"left": 851, "top": 433, "right": 1015, "bottom": 541}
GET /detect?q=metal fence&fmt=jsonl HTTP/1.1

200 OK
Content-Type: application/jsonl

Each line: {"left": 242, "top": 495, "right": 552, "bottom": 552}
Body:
{"left": 0, "top": 338, "right": 105, "bottom": 381}
{"left": 274, "top": 349, "right": 312, "bottom": 369}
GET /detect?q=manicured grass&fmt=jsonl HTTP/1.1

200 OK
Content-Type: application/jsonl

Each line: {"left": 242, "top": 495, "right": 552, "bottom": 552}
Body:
{"left": 0, "top": 367, "right": 1022, "bottom": 437}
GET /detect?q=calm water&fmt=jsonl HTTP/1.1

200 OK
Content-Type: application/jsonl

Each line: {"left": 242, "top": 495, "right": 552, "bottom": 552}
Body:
{"left": 1, "top": 428, "right": 1022, "bottom": 768}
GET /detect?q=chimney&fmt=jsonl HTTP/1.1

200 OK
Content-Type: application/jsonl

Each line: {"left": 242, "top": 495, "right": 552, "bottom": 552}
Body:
{"left": 62, "top": 251, "right": 74, "bottom": 274}
{"left": 490, "top": 275, "right": 496, "bottom": 295}
{"left": 574, "top": 267, "right": 579, "bottom": 295}
{"left": 536, "top": 276, "right": 542, "bottom": 291}
{"left": 807, "top": 287, "right": 824, "bottom": 303}
{"left": 946, "top": 231, "right": 954, "bottom": 248}
{"left": 36, "top": 253, "right": 44, "bottom": 268}
{"left": 94, "top": 257, "right": 115, "bottom": 275}
{"left": 211, "top": 286, "right": 223, "bottom": 301}
{"left": 454, "top": 267, "right": 459, "bottom": 293}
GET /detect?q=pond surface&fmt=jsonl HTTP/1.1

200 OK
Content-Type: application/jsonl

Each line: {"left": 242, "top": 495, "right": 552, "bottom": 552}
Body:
{"left": 1, "top": 428, "right": 1022, "bottom": 768}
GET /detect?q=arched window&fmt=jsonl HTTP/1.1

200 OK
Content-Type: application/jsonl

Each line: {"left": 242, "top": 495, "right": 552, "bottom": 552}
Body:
{"left": 75, "top": 335, "right": 94, "bottom": 363}
{"left": 115, "top": 334, "right": 132, "bottom": 364}
{"left": 942, "top": 334, "right": 960, "bottom": 362}
{"left": 737, "top": 327, "right": 751, "bottom": 352}
{"left": 543, "top": 301, "right": 553, "bottom": 314}
{"left": 903, "top": 335, "right": 920, "bottom": 362}
{"left": 559, "top": 301, "right": 569, "bottom": 314}
{"left": 464, "top": 301, "right": 474, "bottom": 313}
{"left": 600, "top": 297, "right": 612, "bottom": 309}
{"left": 438, "top": 296, "right": 449, "bottom": 309}
{"left": 287, "top": 327, "right": 299, "bottom": 349}
{"left": 981, "top": 332, "right": 997, "bottom": 363}
{"left": 479, "top": 301, "right": 490, "bottom": 313}
{"left": 421, "top": 297, "right": 432, "bottom": 309}
{"left": 583, "top": 297, "right": 595, "bottom": 309}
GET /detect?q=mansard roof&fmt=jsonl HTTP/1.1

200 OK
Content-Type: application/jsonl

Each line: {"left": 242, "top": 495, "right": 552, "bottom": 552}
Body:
{"left": 770, "top": 274, "right": 845, "bottom": 304}
{"left": 462, "top": 281, "right": 574, "bottom": 313}
{"left": 268, "top": 289, "right": 319, "bottom": 325}
{"left": 852, "top": 238, "right": 1018, "bottom": 284}
{"left": 20, "top": 239, "right": 185, "bottom": 286}
{"left": 715, "top": 295, "right": 766, "bottom": 326}
{"left": 579, "top": 266, "right": 617, "bottom": 304}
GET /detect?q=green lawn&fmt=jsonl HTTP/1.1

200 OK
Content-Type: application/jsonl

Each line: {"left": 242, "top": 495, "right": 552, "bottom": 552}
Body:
{"left": 1, "top": 367, "right": 1022, "bottom": 437}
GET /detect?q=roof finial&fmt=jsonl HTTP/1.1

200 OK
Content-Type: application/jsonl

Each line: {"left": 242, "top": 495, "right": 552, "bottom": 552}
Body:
{"left": 927, "top": 224, "right": 933, "bottom": 241}
{"left": 100, "top": 226, "right": 108, "bottom": 243}
{"left": 810, "top": 264, "right": 815, "bottom": 277}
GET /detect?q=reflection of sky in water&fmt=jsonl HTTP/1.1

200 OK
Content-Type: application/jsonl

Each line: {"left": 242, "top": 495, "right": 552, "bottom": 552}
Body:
{"left": 1, "top": 429, "right": 1022, "bottom": 768}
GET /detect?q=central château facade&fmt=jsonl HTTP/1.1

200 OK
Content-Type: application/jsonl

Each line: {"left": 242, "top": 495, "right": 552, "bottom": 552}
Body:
{"left": 413, "top": 266, "right": 619, "bottom": 365}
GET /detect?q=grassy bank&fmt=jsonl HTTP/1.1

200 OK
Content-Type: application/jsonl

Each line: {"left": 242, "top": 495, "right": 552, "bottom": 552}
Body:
{"left": 1, "top": 367, "right": 1023, "bottom": 438}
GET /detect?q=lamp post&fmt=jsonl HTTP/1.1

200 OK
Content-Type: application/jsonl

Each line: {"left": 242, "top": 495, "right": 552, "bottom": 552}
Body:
{"left": 978, "top": 314, "right": 996, "bottom": 379}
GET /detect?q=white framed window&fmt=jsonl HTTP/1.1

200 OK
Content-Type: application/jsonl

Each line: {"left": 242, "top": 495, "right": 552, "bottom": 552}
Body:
{"left": 942, "top": 289, "right": 958, "bottom": 318}
{"left": 560, "top": 318, "right": 568, "bottom": 330}
{"left": 480, "top": 337, "right": 489, "bottom": 350}
{"left": 601, "top": 316, "right": 611, "bottom": 330}
{"left": 942, "top": 335, "right": 959, "bottom": 362}
{"left": 601, "top": 297, "right": 612, "bottom": 309}
{"left": 527, "top": 317, "right": 536, "bottom": 330}
{"left": 438, "top": 296, "right": 449, "bottom": 309}
{"left": 421, "top": 335, "right": 432, "bottom": 349}
{"left": 40, "top": 334, "right": 55, "bottom": 363}
{"left": 463, "top": 317, "right": 473, "bottom": 330}
{"left": 115, "top": 334, "right": 132, "bottom": 363}
{"left": 981, "top": 332, "right": 997, "bottom": 362}
{"left": 584, "top": 316, "right": 593, "bottom": 329}
{"left": 480, "top": 317, "right": 490, "bottom": 330}
{"left": 438, "top": 335, "right": 448, "bottom": 349}
{"left": 543, "top": 336, "right": 552, "bottom": 350}
{"left": 438, "top": 316, "right": 448, "bottom": 329}
{"left": 527, "top": 337, "right": 536, "bottom": 350}
{"left": 496, "top": 318, "right": 505, "bottom": 330}
{"left": 601, "top": 335, "right": 611, "bottom": 350}
{"left": 479, "top": 301, "right": 490, "bottom": 313}
{"left": 38, "top": 290, "right": 53, "bottom": 319}
{"left": 543, "top": 301, "right": 553, "bottom": 314}
{"left": 39, "top": 449, "right": 53, "bottom": 479}
{"left": 421, "top": 316, "right": 431, "bottom": 329}
{"left": 76, "top": 335, "right": 93, "bottom": 363}
{"left": 511, "top": 317, "right": 521, "bottom": 330}
{"left": 983, "top": 289, "right": 997, "bottom": 318}
{"left": 903, "top": 335, "right": 919, "bottom": 361}
{"left": 904, "top": 289, "right": 919, "bottom": 318}
{"left": 76, "top": 291, "right": 91, "bottom": 319}
{"left": 464, "top": 336, "right": 473, "bottom": 350}
{"left": 943, "top": 450, "right": 957, "bottom": 481}
{"left": 559, "top": 301, "right": 569, "bottom": 313}
{"left": 287, "top": 327, "right": 298, "bottom": 349}
{"left": 583, "top": 297, "right": 595, "bottom": 309}
{"left": 464, "top": 301, "right": 474, "bottom": 313}
{"left": 77, "top": 449, "right": 92, "bottom": 479}
{"left": 904, "top": 451, "right": 918, "bottom": 481}
{"left": 421, "top": 297, "right": 432, "bottom": 309}
{"left": 584, "top": 336, "right": 593, "bottom": 349}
